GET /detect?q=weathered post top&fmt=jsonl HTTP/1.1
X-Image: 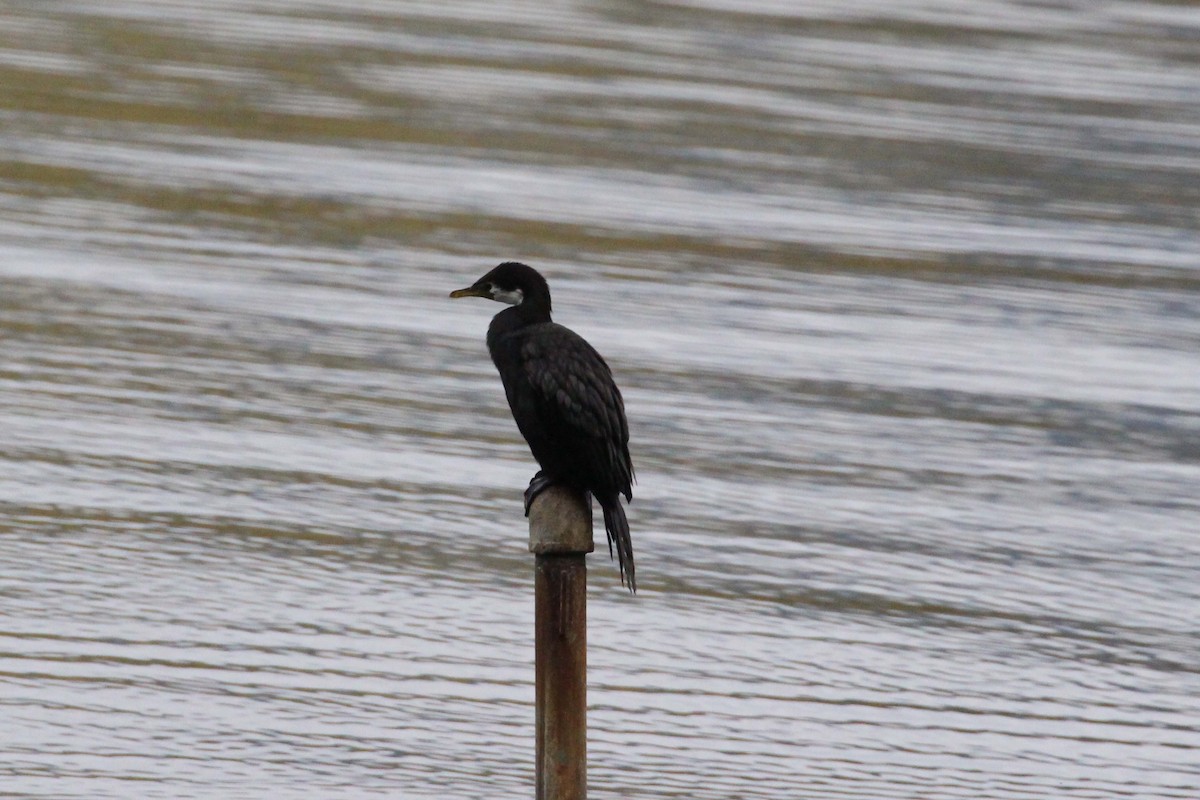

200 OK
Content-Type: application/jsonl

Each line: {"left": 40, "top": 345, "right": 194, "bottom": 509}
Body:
{"left": 528, "top": 485, "right": 594, "bottom": 555}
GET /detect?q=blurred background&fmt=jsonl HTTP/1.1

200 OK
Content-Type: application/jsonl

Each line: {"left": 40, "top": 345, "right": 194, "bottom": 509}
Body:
{"left": 2, "top": 1, "right": 1198, "bottom": 798}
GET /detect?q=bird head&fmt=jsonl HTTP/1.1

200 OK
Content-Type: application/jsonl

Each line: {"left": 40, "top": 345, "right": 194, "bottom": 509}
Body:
{"left": 450, "top": 262, "right": 551, "bottom": 312}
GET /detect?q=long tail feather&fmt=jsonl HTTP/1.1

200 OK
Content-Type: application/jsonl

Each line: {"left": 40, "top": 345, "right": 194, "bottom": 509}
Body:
{"left": 601, "top": 502, "right": 636, "bottom": 593}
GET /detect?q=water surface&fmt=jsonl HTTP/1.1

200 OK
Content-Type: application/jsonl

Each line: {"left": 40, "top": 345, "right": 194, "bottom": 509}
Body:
{"left": 2, "top": 1, "right": 1199, "bottom": 798}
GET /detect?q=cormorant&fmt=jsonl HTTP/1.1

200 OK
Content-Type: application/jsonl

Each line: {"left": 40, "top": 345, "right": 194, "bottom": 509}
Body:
{"left": 450, "top": 262, "right": 636, "bottom": 592}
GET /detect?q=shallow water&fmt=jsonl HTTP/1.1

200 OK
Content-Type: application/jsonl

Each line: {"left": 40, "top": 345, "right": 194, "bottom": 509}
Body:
{"left": 2, "top": 1, "right": 1199, "bottom": 798}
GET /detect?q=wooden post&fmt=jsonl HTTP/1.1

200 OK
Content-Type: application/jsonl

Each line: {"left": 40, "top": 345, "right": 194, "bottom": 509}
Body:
{"left": 528, "top": 485, "right": 593, "bottom": 800}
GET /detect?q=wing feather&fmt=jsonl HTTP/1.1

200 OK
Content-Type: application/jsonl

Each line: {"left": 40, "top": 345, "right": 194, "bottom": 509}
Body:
{"left": 520, "top": 323, "right": 633, "bottom": 495}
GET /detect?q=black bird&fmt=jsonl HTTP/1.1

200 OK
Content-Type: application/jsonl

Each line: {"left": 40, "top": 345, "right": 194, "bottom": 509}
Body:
{"left": 450, "top": 262, "right": 636, "bottom": 591}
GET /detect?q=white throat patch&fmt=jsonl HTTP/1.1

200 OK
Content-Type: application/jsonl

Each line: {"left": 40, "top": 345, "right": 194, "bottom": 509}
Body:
{"left": 492, "top": 287, "right": 524, "bottom": 305}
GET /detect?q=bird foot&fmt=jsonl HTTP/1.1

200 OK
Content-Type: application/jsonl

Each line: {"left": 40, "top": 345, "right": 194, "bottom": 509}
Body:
{"left": 524, "top": 471, "right": 557, "bottom": 517}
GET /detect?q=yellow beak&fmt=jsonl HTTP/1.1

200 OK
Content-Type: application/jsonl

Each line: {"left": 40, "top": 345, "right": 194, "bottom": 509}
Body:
{"left": 450, "top": 286, "right": 489, "bottom": 299}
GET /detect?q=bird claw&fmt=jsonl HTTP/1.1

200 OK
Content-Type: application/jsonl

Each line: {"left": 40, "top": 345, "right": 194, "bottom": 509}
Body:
{"left": 524, "top": 471, "right": 556, "bottom": 516}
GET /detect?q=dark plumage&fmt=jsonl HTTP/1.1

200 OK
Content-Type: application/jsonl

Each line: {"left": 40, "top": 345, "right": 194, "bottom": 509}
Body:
{"left": 450, "top": 262, "right": 636, "bottom": 591}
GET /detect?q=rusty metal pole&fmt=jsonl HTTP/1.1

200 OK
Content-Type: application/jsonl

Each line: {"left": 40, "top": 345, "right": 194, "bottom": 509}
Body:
{"left": 528, "top": 485, "right": 593, "bottom": 800}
